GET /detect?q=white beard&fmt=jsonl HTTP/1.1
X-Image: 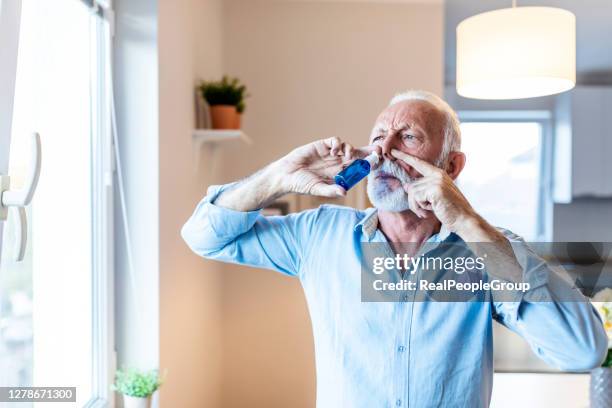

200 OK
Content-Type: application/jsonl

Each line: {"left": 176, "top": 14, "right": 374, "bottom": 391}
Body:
{"left": 366, "top": 159, "right": 415, "bottom": 212}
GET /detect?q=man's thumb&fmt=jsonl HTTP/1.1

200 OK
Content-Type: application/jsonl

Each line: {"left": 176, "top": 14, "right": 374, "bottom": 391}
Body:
{"left": 311, "top": 182, "right": 346, "bottom": 198}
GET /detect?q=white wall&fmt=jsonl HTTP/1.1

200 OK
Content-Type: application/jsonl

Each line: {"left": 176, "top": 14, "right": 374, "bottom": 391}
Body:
{"left": 114, "top": 0, "right": 160, "bottom": 376}
{"left": 491, "top": 373, "right": 590, "bottom": 408}
{"left": 554, "top": 199, "right": 612, "bottom": 241}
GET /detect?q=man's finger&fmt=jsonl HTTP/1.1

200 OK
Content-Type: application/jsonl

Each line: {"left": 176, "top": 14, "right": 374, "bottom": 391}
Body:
{"left": 343, "top": 143, "right": 355, "bottom": 160}
{"left": 358, "top": 144, "right": 383, "bottom": 159}
{"left": 323, "top": 137, "right": 343, "bottom": 156}
{"left": 391, "top": 149, "right": 438, "bottom": 176}
{"left": 416, "top": 197, "right": 433, "bottom": 211}
{"left": 408, "top": 193, "right": 427, "bottom": 218}
{"left": 311, "top": 182, "right": 346, "bottom": 198}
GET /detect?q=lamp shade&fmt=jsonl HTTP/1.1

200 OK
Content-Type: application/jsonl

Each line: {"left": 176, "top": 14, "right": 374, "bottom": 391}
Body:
{"left": 456, "top": 7, "right": 576, "bottom": 100}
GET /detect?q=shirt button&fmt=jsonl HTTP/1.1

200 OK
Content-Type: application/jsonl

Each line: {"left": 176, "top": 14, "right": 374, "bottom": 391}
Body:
{"left": 398, "top": 345, "right": 405, "bottom": 352}
{"left": 396, "top": 399, "right": 402, "bottom": 406}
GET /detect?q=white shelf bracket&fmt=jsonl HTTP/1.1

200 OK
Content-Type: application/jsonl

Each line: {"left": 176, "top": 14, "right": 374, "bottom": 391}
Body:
{"left": 0, "top": 132, "right": 42, "bottom": 262}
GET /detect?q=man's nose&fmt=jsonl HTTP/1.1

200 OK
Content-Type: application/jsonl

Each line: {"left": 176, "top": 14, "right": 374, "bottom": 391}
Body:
{"left": 380, "top": 134, "right": 400, "bottom": 161}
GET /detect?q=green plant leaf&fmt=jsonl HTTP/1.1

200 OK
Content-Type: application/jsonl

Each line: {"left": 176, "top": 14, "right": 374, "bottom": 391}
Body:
{"left": 112, "top": 368, "right": 163, "bottom": 398}
{"left": 199, "top": 76, "right": 249, "bottom": 113}
{"left": 602, "top": 349, "right": 612, "bottom": 368}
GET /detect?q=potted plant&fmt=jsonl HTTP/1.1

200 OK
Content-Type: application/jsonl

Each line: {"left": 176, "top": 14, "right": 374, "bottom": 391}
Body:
{"left": 591, "top": 289, "right": 612, "bottom": 408}
{"left": 199, "top": 76, "right": 249, "bottom": 130}
{"left": 112, "top": 368, "right": 163, "bottom": 408}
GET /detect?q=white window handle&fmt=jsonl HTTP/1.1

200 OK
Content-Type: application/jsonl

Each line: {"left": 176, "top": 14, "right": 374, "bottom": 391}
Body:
{"left": 0, "top": 132, "right": 42, "bottom": 261}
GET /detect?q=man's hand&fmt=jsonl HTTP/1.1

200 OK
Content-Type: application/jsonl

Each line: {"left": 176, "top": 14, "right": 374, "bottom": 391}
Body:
{"left": 214, "top": 137, "right": 375, "bottom": 212}
{"left": 390, "top": 149, "right": 479, "bottom": 234}
{"left": 390, "top": 149, "right": 523, "bottom": 283}
{"left": 390, "top": 149, "right": 510, "bottom": 244}
{"left": 274, "top": 137, "right": 376, "bottom": 198}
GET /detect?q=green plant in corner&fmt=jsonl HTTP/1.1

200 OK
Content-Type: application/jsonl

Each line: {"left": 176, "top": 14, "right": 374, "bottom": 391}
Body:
{"left": 592, "top": 289, "right": 612, "bottom": 367}
{"left": 602, "top": 349, "right": 612, "bottom": 368}
{"left": 199, "top": 75, "right": 249, "bottom": 113}
{"left": 112, "top": 368, "right": 163, "bottom": 398}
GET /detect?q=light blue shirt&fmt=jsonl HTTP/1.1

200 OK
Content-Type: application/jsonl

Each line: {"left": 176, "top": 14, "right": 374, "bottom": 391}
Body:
{"left": 181, "top": 184, "right": 607, "bottom": 408}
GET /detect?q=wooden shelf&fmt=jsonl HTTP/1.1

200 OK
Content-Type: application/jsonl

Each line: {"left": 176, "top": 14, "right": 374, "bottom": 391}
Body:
{"left": 192, "top": 129, "right": 252, "bottom": 147}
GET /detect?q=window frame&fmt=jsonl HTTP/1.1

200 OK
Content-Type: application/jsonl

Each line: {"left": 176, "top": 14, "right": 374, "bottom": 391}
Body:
{"left": 457, "top": 110, "right": 554, "bottom": 242}
{"left": 0, "top": 0, "right": 23, "bottom": 253}
{"left": 86, "top": 1, "right": 115, "bottom": 407}
{"left": 2, "top": 1, "right": 115, "bottom": 403}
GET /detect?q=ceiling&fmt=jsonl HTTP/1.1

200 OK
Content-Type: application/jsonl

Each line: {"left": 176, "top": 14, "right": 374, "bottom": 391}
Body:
{"left": 445, "top": 0, "right": 612, "bottom": 85}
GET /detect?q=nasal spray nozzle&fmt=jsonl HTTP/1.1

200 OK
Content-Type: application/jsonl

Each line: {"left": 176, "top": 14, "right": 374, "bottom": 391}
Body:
{"left": 334, "top": 151, "right": 380, "bottom": 191}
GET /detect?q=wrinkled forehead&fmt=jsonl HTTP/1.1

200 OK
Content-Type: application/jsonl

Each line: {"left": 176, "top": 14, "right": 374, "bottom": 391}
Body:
{"left": 372, "top": 100, "right": 446, "bottom": 139}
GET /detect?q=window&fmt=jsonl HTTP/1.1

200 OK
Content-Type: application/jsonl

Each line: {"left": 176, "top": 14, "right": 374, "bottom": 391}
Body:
{"left": 0, "top": 0, "right": 29, "bottom": 394}
{"left": 458, "top": 114, "right": 552, "bottom": 241}
{"left": 0, "top": 0, "right": 113, "bottom": 405}
{"left": 458, "top": 112, "right": 555, "bottom": 372}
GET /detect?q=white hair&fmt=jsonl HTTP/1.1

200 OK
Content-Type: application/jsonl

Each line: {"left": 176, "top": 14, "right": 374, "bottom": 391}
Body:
{"left": 366, "top": 160, "right": 414, "bottom": 212}
{"left": 389, "top": 90, "right": 461, "bottom": 165}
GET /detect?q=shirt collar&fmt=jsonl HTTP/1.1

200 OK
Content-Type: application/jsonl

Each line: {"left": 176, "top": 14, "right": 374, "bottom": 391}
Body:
{"left": 354, "top": 208, "right": 379, "bottom": 239}
{"left": 354, "top": 208, "right": 452, "bottom": 242}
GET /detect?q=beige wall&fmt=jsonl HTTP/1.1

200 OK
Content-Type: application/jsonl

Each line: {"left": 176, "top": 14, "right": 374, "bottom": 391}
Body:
{"left": 220, "top": 0, "right": 444, "bottom": 182}
{"left": 158, "top": 0, "right": 224, "bottom": 407}
{"left": 217, "top": 1, "right": 444, "bottom": 407}
{"left": 123, "top": 0, "right": 442, "bottom": 406}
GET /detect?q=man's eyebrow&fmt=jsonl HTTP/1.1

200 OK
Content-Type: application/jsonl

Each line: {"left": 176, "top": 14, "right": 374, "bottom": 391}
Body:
{"left": 373, "top": 124, "right": 409, "bottom": 133}
{"left": 400, "top": 123, "right": 427, "bottom": 136}
{"left": 393, "top": 125, "right": 417, "bottom": 135}
{"left": 370, "top": 127, "right": 387, "bottom": 138}
{"left": 371, "top": 123, "right": 426, "bottom": 137}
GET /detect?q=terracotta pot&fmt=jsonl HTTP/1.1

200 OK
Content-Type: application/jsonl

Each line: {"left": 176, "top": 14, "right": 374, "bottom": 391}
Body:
{"left": 122, "top": 395, "right": 151, "bottom": 408}
{"left": 210, "top": 105, "right": 239, "bottom": 130}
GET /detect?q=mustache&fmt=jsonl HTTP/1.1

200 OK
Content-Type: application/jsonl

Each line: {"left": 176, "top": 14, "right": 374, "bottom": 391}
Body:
{"left": 370, "top": 160, "right": 416, "bottom": 184}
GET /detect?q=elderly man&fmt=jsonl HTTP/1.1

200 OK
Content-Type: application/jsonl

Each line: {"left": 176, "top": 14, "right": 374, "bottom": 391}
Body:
{"left": 182, "top": 91, "right": 607, "bottom": 407}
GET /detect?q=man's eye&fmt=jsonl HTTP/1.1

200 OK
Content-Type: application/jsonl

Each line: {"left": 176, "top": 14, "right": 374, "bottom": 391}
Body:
{"left": 402, "top": 133, "right": 415, "bottom": 140}
{"left": 373, "top": 135, "right": 384, "bottom": 142}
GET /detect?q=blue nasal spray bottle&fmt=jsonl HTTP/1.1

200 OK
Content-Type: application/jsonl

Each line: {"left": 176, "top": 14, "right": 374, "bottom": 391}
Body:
{"left": 334, "top": 152, "right": 380, "bottom": 191}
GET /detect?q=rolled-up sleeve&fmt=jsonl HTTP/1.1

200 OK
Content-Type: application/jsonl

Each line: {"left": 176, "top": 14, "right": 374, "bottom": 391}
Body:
{"left": 493, "top": 231, "right": 608, "bottom": 371}
{"left": 181, "top": 184, "right": 317, "bottom": 277}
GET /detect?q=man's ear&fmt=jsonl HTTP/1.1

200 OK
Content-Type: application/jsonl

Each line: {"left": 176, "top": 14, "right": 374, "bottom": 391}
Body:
{"left": 445, "top": 151, "right": 466, "bottom": 181}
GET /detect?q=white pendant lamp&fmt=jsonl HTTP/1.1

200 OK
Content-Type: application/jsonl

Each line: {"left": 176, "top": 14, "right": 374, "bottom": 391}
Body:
{"left": 456, "top": 3, "right": 576, "bottom": 100}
